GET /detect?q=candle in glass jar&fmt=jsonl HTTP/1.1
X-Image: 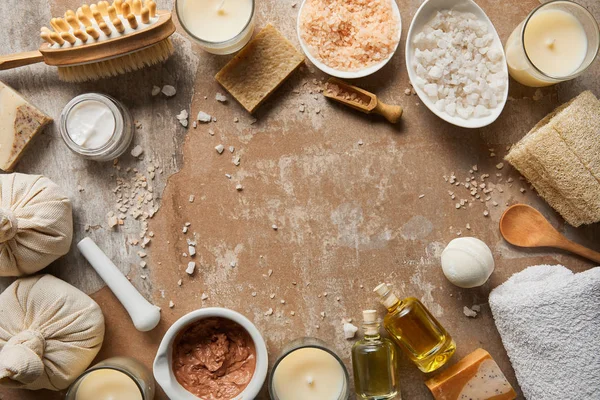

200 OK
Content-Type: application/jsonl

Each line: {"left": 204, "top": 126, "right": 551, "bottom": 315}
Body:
{"left": 522, "top": 9, "right": 587, "bottom": 77}
{"left": 505, "top": 1, "right": 599, "bottom": 87}
{"left": 177, "top": 0, "right": 255, "bottom": 54}
{"left": 272, "top": 347, "right": 345, "bottom": 400}
{"left": 75, "top": 369, "right": 143, "bottom": 400}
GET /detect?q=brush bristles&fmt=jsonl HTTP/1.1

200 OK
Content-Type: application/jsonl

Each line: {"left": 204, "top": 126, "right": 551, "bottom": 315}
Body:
{"left": 57, "top": 38, "right": 173, "bottom": 82}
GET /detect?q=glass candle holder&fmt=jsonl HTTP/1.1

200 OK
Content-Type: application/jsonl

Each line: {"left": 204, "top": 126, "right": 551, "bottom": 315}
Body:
{"left": 505, "top": 0, "right": 599, "bottom": 87}
{"left": 176, "top": 0, "right": 255, "bottom": 55}
{"left": 59, "top": 93, "right": 133, "bottom": 161}
{"left": 65, "top": 357, "right": 155, "bottom": 400}
{"left": 269, "top": 337, "right": 350, "bottom": 400}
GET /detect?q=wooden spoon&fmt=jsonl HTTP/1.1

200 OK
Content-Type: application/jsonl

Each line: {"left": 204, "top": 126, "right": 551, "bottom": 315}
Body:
{"left": 500, "top": 204, "right": 600, "bottom": 264}
{"left": 324, "top": 78, "right": 403, "bottom": 123}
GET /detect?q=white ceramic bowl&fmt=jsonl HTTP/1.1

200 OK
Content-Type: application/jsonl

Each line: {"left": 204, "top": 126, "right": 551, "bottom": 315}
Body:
{"left": 153, "top": 308, "right": 268, "bottom": 400}
{"left": 405, "top": 0, "right": 509, "bottom": 128}
{"left": 297, "top": 0, "right": 402, "bottom": 79}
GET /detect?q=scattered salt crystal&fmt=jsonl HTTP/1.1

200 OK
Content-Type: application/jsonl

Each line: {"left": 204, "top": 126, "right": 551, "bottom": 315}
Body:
{"left": 169, "top": 301, "right": 174, "bottom": 308}
{"left": 151, "top": 86, "right": 161, "bottom": 96}
{"left": 215, "top": 144, "right": 224, "bottom": 154}
{"left": 176, "top": 110, "right": 189, "bottom": 127}
{"left": 186, "top": 262, "right": 196, "bottom": 275}
{"left": 215, "top": 93, "right": 227, "bottom": 102}
{"left": 463, "top": 306, "right": 478, "bottom": 318}
{"left": 236, "top": 184, "right": 243, "bottom": 191}
{"left": 131, "top": 145, "right": 143, "bottom": 158}
{"left": 162, "top": 85, "right": 176, "bottom": 97}
{"left": 343, "top": 322, "right": 359, "bottom": 339}
{"left": 201, "top": 293, "right": 209, "bottom": 300}
{"left": 197, "top": 111, "right": 212, "bottom": 122}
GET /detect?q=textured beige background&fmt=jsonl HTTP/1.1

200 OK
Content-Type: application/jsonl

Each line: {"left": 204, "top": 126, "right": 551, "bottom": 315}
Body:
{"left": 0, "top": 0, "right": 599, "bottom": 399}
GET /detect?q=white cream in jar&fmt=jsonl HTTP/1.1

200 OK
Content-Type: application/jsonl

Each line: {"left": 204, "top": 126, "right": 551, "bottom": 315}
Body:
{"left": 66, "top": 100, "right": 116, "bottom": 149}
{"left": 60, "top": 93, "right": 133, "bottom": 161}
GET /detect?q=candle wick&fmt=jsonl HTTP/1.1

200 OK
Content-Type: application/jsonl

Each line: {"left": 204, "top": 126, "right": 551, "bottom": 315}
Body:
{"left": 306, "top": 376, "right": 314, "bottom": 385}
{"left": 217, "top": 0, "right": 226, "bottom": 12}
{"left": 546, "top": 38, "right": 556, "bottom": 49}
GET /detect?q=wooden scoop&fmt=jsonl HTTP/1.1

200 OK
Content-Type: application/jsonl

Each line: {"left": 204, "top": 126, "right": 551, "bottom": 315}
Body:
{"left": 324, "top": 78, "right": 403, "bottom": 123}
{"left": 500, "top": 204, "right": 600, "bottom": 264}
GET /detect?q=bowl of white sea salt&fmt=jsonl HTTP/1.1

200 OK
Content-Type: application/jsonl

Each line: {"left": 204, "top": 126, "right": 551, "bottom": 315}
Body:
{"left": 406, "top": 0, "right": 509, "bottom": 128}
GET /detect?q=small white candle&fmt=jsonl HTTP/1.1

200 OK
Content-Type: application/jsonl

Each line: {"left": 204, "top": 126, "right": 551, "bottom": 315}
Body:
{"left": 272, "top": 347, "right": 345, "bottom": 400}
{"left": 505, "top": 3, "right": 597, "bottom": 87}
{"left": 178, "top": 0, "right": 254, "bottom": 54}
{"left": 75, "top": 369, "right": 143, "bottom": 400}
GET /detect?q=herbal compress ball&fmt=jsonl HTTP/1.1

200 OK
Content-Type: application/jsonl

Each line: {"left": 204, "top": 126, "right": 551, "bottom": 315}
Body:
{"left": 0, "top": 173, "right": 73, "bottom": 276}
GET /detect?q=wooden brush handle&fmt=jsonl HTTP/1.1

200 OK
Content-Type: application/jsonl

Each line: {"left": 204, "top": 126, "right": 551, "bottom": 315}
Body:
{"left": 373, "top": 101, "right": 403, "bottom": 123}
{"left": 0, "top": 51, "right": 44, "bottom": 70}
{"left": 557, "top": 239, "right": 600, "bottom": 264}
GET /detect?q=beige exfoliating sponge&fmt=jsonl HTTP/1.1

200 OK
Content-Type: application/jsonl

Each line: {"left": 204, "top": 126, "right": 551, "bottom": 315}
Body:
{"left": 505, "top": 91, "right": 600, "bottom": 227}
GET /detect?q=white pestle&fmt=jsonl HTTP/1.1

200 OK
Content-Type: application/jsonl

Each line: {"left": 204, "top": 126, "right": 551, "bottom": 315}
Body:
{"left": 78, "top": 237, "right": 161, "bottom": 332}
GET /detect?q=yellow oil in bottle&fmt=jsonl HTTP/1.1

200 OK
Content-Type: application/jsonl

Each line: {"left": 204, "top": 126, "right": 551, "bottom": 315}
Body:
{"left": 352, "top": 310, "right": 400, "bottom": 400}
{"left": 374, "top": 283, "right": 455, "bottom": 373}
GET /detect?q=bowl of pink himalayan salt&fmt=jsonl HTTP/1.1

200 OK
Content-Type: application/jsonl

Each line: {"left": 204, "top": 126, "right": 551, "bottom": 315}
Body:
{"left": 297, "top": 0, "right": 402, "bottom": 79}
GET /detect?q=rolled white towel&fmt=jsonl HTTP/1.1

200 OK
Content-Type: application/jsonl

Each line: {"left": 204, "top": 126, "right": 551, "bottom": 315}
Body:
{"left": 489, "top": 265, "right": 600, "bottom": 399}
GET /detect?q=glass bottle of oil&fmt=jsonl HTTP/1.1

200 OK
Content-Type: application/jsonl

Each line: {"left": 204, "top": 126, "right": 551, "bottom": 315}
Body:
{"left": 352, "top": 310, "right": 399, "bottom": 400}
{"left": 374, "top": 283, "right": 455, "bottom": 373}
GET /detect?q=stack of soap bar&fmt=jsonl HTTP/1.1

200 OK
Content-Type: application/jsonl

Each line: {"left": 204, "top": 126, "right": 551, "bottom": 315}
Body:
{"left": 0, "top": 81, "right": 52, "bottom": 171}
{"left": 426, "top": 348, "right": 516, "bottom": 400}
{"left": 505, "top": 91, "right": 600, "bottom": 227}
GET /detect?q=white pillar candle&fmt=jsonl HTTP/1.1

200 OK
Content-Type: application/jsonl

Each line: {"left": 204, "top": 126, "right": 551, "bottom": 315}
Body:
{"left": 75, "top": 369, "right": 143, "bottom": 400}
{"left": 272, "top": 347, "right": 346, "bottom": 400}
{"left": 522, "top": 10, "right": 587, "bottom": 77}
{"left": 505, "top": 2, "right": 598, "bottom": 87}
{"left": 177, "top": 0, "right": 255, "bottom": 54}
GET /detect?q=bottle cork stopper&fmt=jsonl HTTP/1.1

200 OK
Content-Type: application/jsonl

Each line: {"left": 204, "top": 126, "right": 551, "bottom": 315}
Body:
{"left": 362, "top": 310, "right": 377, "bottom": 323}
{"left": 373, "top": 283, "right": 389, "bottom": 296}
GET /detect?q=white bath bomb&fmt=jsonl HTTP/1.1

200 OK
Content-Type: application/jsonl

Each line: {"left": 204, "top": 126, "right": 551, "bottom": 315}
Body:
{"left": 441, "top": 237, "right": 494, "bottom": 288}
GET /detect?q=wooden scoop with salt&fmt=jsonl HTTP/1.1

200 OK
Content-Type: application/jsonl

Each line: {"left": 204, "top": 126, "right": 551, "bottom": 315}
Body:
{"left": 324, "top": 78, "right": 403, "bottom": 123}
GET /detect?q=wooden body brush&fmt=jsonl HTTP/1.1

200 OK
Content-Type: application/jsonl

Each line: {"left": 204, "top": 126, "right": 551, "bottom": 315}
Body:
{"left": 0, "top": 0, "right": 176, "bottom": 82}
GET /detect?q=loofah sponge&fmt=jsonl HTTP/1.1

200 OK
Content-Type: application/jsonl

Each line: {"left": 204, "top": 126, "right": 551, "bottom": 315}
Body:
{"left": 506, "top": 91, "right": 600, "bottom": 227}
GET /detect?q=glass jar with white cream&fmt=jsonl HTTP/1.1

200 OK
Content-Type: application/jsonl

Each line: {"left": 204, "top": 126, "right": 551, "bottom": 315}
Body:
{"left": 59, "top": 93, "right": 133, "bottom": 161}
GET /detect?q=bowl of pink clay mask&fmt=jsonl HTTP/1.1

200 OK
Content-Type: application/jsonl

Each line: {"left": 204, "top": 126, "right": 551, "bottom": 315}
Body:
{"left": 153, "top": 308, "right": 268, "bottom": 400}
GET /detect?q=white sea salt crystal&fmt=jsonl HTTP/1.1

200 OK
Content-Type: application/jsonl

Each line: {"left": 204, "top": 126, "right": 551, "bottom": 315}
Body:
{"left": 412, "top": 10, "right": 506, "bottom": 120}
{"left": 343, "top": 322, "right": 359, "bottom": 339}
{"left": 197, "top": 111, "right": 212, "bottom": 122}
{"left": 162, "top": 85, "right": 176, "bottom": 97}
